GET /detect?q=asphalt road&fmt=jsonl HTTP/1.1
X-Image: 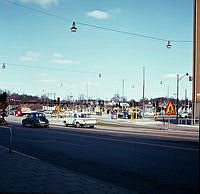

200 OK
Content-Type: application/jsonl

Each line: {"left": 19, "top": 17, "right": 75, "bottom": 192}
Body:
{"left": 0, "top": 122, "right": 199, "bottom": 194}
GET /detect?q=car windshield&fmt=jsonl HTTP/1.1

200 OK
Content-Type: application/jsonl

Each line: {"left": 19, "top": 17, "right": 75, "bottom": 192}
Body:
{"left": 27, "top": 113, "right": 45, "bottom": 118}
{"left": 36, "top": 113, "right": 45, "bottom": 118}
{"left": 79, "top": 114, "right": 92, "bottom": 118}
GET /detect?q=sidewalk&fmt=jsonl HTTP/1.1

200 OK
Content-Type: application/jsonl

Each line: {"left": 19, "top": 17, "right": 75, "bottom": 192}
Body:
{"left": 0, "top": 146, "right": 136, "bottom": 193}
{"left": 101, "top": 119, "right": 199, "bottom": 132}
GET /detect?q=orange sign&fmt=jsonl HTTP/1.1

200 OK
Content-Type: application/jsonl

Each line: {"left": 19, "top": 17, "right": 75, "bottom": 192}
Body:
{"left": 55, "top": 105, "right": 60, "bottom": 111}
{"left": 165, "top": 100, "right": 176, "bottom": 115}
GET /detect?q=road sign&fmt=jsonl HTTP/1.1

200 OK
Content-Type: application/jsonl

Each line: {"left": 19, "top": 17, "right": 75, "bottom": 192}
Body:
{"left": 55, "top": 105, "right": 60, "bottom": 111}
{"left": 165, "top": 100, "right": 176, "bottom": 115}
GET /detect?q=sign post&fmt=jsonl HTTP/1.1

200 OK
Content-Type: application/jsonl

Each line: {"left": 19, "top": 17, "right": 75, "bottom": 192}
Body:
{"left": 55, "top": 105, "right": 60, "bottom": 120}
{"left": 165, "top": 100, "right": 176, "bottom": 129}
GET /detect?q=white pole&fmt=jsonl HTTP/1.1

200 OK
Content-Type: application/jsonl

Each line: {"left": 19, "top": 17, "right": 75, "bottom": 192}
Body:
{"left": 142, "top": 66, "right": 145, "bottom": 119}
{"left": 122, "top": 78, "right": 124, "bottom": 112}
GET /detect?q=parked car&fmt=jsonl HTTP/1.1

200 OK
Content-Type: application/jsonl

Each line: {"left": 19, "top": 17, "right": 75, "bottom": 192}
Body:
{"left": 15, "top": 107, "right": 32, "bottom": 116}
{"left": 6, "top": 110, "right": 14, "bottom": 115}
{"left": 179, "top": 112, "right": 192, "bottom": 118}
{"left": 0, "top": 110, "right": 8, "bottom": 118}
{"left": 111, "top": 112, "right": 117, "bottom": 119}
{"left": 111, "top": 112, "right": 131, "bottom": 119}
{"left": 117, "top": 112, "right": 130, "bottom": 119}
{"left": 144, "top": 112, "right": 155, "bottom": 117}
{"left": 22, "top": 112, "right": 49, "bottom": 127}
{"left": 63, "top": 112, "right": 97, "bottom": 128}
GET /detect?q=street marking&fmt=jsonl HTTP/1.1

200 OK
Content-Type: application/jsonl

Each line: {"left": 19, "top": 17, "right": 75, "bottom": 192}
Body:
{"left": 52, "top": 125, "right": 199, "bottom": 141}
{"left": 58, "top": 141, "right": 90, "bottom": 147}
{"left": 23, "top": 138, "right": 89, "bottom": 147}
{"left": 75, "top": 128, "right": 198, "bottom": 141}
{"left": 24, "top": 139, "right": 56, "bottom": 143}
{"left": 6, "top": 121, "right": 199, "bottom": 151}
{"left": 50, "top": 131, "right": 198, "bottom": 151}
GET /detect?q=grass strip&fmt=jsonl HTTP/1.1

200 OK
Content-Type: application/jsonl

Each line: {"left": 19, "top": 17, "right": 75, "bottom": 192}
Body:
{"left": 97, "top": 121, "right": 162, "bottom": 130}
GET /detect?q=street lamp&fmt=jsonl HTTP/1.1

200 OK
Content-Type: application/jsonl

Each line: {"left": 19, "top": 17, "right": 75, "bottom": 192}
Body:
{"left": 142, "top": 66, "right": 145, "bottom": 118}
{"left": 160, "top": 81, "right": 170, "bottom": 98}
{"left": 121, "top": 78, "right": 125, "bottom": 113}
{"left": 176, "top": 73, "right": 189, "bottom": 122}
{"left": 2, "top": 63, "right": 5, "bottom": 69}
{"left": 71, "top": 21, "right": 77, "bottom": 32}
{"left": 166, "top": 41, "right": 172, "bottom": 48}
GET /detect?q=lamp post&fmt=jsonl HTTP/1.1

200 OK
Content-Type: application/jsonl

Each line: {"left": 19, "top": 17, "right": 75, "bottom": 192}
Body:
{"left": 71, "top": 21, "right": 77, "bottom": 32}
{"left": 122, "top": 78, "right": 124, "bottom": 112}
{"left": 176, "top": 73, "right": 189, "bottom": 122}
{"left": 142, "top": 66, "right": 145, "bottom": 119}
{"left": 160, "top": 81, "right": 170, "bottom": 98}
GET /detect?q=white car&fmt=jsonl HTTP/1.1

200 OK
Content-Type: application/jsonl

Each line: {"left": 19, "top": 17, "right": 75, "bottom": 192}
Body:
{"left": 63, "top": 112, "right": 97, "bottom": 128}
{"left": 179, "top": 112, "right": 192, "bottom": 118}
{"left": 144, "top": 112, "right": 155, "bottom": 117}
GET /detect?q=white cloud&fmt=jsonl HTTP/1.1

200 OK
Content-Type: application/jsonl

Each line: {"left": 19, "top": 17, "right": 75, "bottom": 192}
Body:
{"left": 164, "top": 73, "right": 184, "bottom": 79}
{"left": 53, "top": 53, "right": 63, "bottom": 58}
{"left": 164, "top": 74, "right": 177, "bottom": 78}
{"left": 19, "top": 0, "right": 61, "bottom": 7}
{"left": 52, "top": 59, "right": 80, "bottom": 65}
{"left": 20, "top": 51, "right": 40, "bottom": 62}
{"left": 86, "top": 10, "right": 109, "bottom": 19}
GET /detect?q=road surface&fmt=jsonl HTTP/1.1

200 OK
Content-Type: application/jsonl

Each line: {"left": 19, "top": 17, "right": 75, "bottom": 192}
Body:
{"left": 0, "top": 121, "right": 199, "bottom": 194}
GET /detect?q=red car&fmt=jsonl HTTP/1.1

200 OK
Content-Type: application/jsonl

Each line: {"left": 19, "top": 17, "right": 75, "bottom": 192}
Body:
{"left": 15, "top": 110, "right": 22, "bottom": 116}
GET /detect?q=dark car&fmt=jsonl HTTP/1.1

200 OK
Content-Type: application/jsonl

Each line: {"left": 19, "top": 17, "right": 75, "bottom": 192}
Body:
{"left": 111, "top": 112, "right": 130, "bottom": 119}
{"left": 117, "top": 112, "right": 130, "bottom": 119}
{"left": 0, "top": 110, "right": 8, "bottom": 118}
{"left": 111, "top": 112, "right": 117, "bottom": 119}
{"left": 22, "top": 112, "right": 49, "bottom": 127}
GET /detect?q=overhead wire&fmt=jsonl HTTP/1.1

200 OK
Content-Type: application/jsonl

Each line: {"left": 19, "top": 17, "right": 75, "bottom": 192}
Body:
{"left": 1, "top": 62, "right": 140, "bottom": 77}
{"left": 1, "top": 0, "right": 193, "bottom": 43}
{"left": 0, "top": 62, "right": 101, "bottom": 75}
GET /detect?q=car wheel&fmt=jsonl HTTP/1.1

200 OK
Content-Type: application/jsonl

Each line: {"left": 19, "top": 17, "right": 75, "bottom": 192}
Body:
{"left": 89, "top": 125, "right": 94, "bottom": 128}
{"left": 75, "top": 122, "right": 81, "bottom": 128}
{"left": 31, "top": 123, "right": 35, "bottom": 128}
{"left": 22, "top": 121, "right": 26, "bottom": 127}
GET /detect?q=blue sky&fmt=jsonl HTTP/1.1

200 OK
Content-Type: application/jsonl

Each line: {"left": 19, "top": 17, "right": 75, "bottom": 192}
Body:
{"left": 0, "top": 0, "right": 193, "bottom": 101}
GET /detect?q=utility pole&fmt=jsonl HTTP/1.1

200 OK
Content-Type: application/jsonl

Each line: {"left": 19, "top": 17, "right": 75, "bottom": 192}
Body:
{"left": 142, "top": 66, "right": 145, "bottom": 118}
{"left": 167, "top": 85, "right": 170, "bottom": 99}
{"left": 185, "top": 89, "right": 187, "bottom": 101}
{"left": 86, "top": 83, "right": 88, "bottom": 100}
{"left": 122, "top": 78, "right": 124, "bottom": 112}
{"left": 176, "top": 73, "right": 189, "bottom": 122}
{"left": 176, "top": 74, "right": 179, "bottom": 121}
